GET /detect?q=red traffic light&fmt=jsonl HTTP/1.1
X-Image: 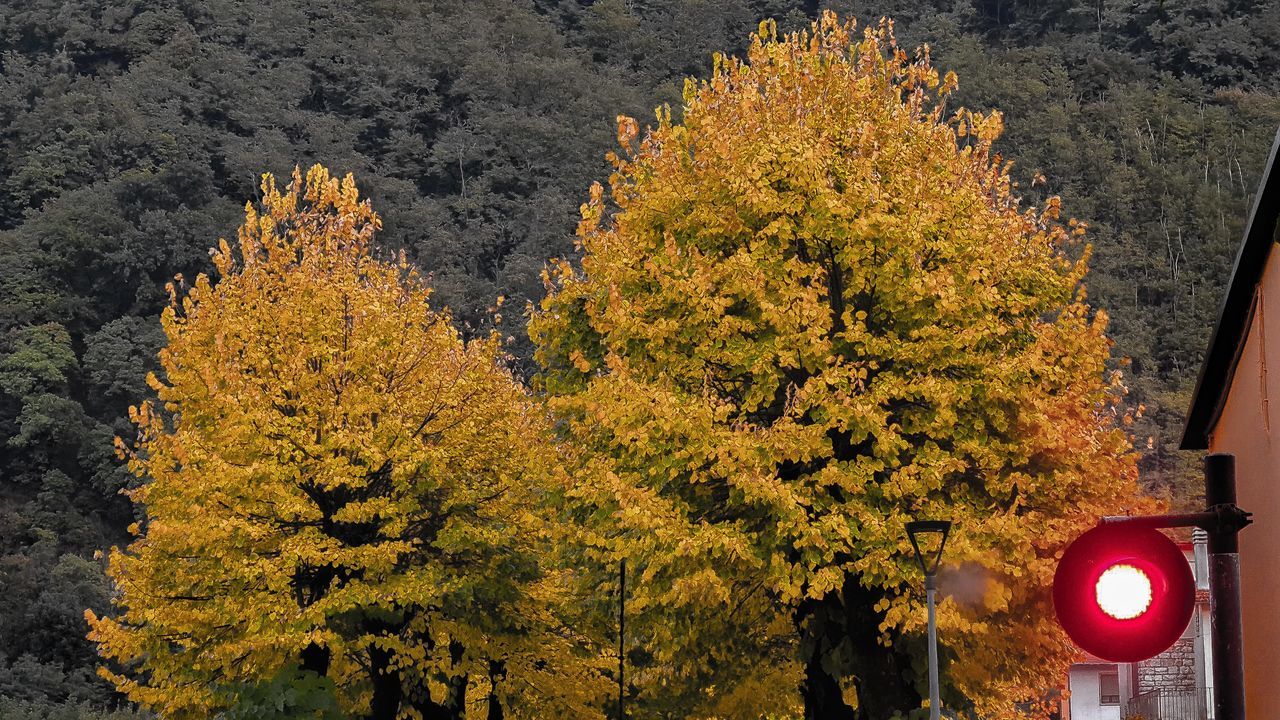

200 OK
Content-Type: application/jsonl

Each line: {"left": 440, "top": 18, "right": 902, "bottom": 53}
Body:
{"left": 1053, "top": 524, "right": 1195, "bottom": 662}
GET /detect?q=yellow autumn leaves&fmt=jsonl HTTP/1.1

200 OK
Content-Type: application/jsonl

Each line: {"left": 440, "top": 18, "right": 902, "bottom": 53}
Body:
{"left": 87, "top": 167, "right": 609, "bottom": 719}
{"left": 532, "top": 11, "right": 1146, "bottom": 719}
{"left": 87, "top": 11, "right": 1149, "bottom": 720}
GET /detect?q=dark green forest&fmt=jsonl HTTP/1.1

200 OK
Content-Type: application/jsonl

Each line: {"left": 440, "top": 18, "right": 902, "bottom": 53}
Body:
{"left": 0, "top": 0, "right": 1276, "bottom": 716}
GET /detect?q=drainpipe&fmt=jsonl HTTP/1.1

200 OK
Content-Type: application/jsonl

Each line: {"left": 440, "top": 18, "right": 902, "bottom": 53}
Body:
{"left": 1194, "top": 528, "right": 1215, "bottom": 720}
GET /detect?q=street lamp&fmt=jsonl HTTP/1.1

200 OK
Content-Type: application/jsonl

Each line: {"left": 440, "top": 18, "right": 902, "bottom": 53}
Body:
{"left": 906, "top": 519, "right": 951, "bottom": 720}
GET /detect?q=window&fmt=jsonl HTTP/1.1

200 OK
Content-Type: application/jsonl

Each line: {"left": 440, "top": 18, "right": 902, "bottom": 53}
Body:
{"left": 1100, "top": 672, "right": 1120, "bottom": 705}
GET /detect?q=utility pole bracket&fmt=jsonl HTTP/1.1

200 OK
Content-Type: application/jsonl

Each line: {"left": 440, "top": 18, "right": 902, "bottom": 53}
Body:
{"left": 1206, "top": 503, "right": 1253, "bottom": 534}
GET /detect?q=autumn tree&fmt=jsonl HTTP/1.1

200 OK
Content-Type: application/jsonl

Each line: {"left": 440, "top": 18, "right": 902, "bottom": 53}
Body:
{"left": 87, "top": 166, "right": 607, "bottom": 720}
{"left": 531, "top": 14, "right": 1149, "bottom": 719}
{"left": 0, "top": 1, "right": 1273, "bottom": 715}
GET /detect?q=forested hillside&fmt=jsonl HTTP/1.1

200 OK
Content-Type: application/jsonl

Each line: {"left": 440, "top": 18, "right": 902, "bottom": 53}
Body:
{"left": 0, "top": 0, "right": 1275, "bottom": 716}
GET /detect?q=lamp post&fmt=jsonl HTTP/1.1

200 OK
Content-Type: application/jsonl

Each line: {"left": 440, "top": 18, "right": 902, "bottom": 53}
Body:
{"left": 906, "top": 520, "right": 952, "bottom": 720}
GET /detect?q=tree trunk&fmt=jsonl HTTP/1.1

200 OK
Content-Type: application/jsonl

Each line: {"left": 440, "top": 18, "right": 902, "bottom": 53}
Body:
{"left": 486, "top": 660, "right": 506, "bottom": 720}
{"left": 444, "top": 641, "right": 468, "bottom": 720}
{"left": 794, "top": 577, "right": 922, "bottom": 720}
{"left": 300, "top": 641, "right": 330, "bottom": 677}
{"left": 843, "top": 578, "right": 920, "bottom": 720}
{"left": 413, "top": 691, "right": 454, "bottom": 720}
{"left": 368, "top": 646, "right": 403, "bottom": 720}
{"left": 795, "top": 598, "right": 856, "bottom": 720}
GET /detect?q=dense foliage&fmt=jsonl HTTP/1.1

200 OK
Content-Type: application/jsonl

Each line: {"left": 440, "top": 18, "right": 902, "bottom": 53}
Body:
{"left": 532, "top": 15, "right": 1148, "bottom": 717}
{"left": 87, "top": 166, "right": 606, "bottom": 719}
{"left": 0, "top": 0, "right": 1276, "bottom": 717}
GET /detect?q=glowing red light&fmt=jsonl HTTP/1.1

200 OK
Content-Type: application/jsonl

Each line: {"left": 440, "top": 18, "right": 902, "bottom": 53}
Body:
{"left": 1053, "top": 524, "right": 1194, "bottom": 662}
{"left": 1094, "top": 563, "right": 1152, "bottom": 620}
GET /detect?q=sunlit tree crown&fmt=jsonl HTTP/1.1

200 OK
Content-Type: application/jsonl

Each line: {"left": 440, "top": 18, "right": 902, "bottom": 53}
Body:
{"left": 89, "top": 166, "right": 607, "bottom": 719}
{"left": 532, "top": 12, "right": 1149, "bottom": 717}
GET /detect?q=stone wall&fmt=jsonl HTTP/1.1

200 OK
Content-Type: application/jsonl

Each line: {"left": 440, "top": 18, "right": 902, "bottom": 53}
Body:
{"left": 1136, "top": 637, "right": 1198, "bottom": 692}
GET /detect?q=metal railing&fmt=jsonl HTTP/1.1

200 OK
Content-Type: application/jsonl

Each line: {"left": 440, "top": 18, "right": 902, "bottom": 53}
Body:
{"left": 1124, "top": 688, "right": 1209, "bottom": 720}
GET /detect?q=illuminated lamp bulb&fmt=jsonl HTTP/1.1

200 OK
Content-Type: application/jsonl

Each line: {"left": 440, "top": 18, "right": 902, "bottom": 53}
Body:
{"left": 1094, "top": 564, "right": 1153, "bottom": 620}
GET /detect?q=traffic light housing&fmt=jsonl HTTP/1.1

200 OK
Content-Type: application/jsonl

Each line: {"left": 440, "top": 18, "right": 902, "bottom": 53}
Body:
{"left": 1053, "top": 524, "right": 1195, "bottom": 662}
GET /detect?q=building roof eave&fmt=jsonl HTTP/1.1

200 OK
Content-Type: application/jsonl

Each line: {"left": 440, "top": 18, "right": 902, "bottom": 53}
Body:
{"left": 1180, "top": 128, "right": 1280, "bottom": 450}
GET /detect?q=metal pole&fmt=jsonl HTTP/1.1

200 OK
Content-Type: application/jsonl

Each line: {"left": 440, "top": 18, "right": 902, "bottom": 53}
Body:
{"left": 618, "top": 559, "right": 625, "bottom": 720}
{"left": 926, "top": 573, "right": 940, "bottom": 720}
{"left": 1206, "top": 453, "right": 1246, "bottom": 720}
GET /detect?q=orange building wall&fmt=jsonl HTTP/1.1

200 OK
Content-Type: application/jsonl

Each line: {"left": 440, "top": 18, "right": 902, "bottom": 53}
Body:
{"left": 1209, "top": 240, "right": 1280, "bottom": 715}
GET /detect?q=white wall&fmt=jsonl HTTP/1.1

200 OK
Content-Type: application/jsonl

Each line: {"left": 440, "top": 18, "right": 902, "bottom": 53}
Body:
{"left": 1069, "top": 667, "right": 1122, "bottom": 720}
